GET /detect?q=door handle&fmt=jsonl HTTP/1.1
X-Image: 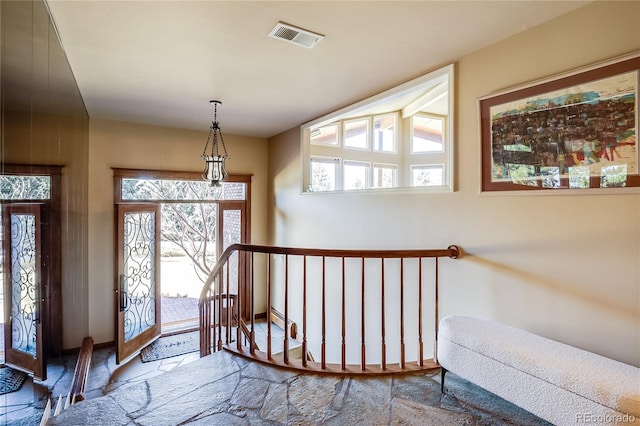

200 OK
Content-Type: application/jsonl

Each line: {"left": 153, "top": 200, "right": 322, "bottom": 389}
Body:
{"left": 34, "top": 286, "right": 41, "bottom": 324}
{"left": 119, "top": 274, "right": 127, "bottom": 312}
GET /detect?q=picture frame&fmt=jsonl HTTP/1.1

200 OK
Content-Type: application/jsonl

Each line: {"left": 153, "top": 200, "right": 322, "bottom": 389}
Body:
{"left": 480, "top": 52, "right": 640, "bottom": 192}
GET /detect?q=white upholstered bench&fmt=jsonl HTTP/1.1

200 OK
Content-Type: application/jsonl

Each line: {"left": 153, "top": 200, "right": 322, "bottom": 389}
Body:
{"left": 437, "top": 315, "right": 640, "bottom": 425}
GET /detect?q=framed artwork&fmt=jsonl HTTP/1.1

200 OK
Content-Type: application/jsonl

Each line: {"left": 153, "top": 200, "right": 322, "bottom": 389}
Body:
{"left": 480, "top": 53, "right": 640, "bottom": 192}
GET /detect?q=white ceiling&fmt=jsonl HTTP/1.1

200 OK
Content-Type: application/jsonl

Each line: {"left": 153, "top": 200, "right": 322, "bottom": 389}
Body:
{"left": 45, "top": 1, "right": 591, "bottom": 139}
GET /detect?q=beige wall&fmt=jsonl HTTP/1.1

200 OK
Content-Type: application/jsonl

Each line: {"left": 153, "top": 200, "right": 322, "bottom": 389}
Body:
{"left": 268, "top": 1, "right": 640, "bottom": 366}
{"left": 88, "top": 118, "right": 268, "bottom": 345}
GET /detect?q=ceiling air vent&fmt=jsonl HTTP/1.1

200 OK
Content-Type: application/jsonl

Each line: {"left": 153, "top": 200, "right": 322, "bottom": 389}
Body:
{"left": 268, "top": 22, "right": 324, "bottom": 49}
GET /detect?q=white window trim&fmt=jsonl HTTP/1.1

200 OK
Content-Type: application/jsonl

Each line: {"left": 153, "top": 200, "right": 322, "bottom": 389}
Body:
{"left": 301, "top": 63, "right": 455, "bottom": 194}
{"left": 343, "top": 160, "right": 371, "bottom": 190}
{"left": 310, "top": 156, "right": 341, "bottom": 192}
{"left": 310, "top": 123, "right": 340, "bottom": 147}
{"left": 373, "top": 113, "right": 398, "bottom": 154}
{"left": 343, "top": 118, "right": 371, "bottom": 151}
{"left": 372, "top": 162, "right": 398, "bottom": 188}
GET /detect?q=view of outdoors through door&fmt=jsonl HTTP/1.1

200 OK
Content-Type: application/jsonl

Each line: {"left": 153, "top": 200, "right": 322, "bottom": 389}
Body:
{"left": 117, "top": 172, "right": 248, "bottom": 346}
{"left": 159, "top": 201, "right": 216, "bottom": 332}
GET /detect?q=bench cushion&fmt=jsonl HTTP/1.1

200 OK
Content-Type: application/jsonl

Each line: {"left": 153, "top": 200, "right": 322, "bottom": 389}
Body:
{"left": 439, "top": 315, "right": 640, "bottom": 417}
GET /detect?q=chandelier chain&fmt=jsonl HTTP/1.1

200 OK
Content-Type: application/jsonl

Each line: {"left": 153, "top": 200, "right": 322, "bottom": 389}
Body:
{"left": 201, "top": 101, "right": 227, "bottom": 159}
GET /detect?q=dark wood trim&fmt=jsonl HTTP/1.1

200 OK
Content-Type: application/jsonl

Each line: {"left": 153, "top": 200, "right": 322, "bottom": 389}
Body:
{"left": 161, "top": 327, "right": 199, "bottom": 338}
{"left": 70, "top": 337, "right": 93, "bottom": 403}
{"left": 62, "top": 340, "right": 113, "bottom": 355}
{"left": 0, "top": 165, "right": 63, "bottom": 364}
{"left": 216, "top": 244, "right": 461, "bottom": 260}
{"left": 49, "top": 169, "right": 62, "bottom": 358}
{"left": 115, "top": 203, "right": 162, "bottom": 364}
{"left": 112, "top": 167, "right": 252, "bottom": 201}
{"left": 270, "top": 307, "right": 297, "bottom": 340}
{"left": 2, "top": 203, "right": 46, "bottom": 379}
{"left": 226, "top": 345, "right": 440, "bottom": 376}
{"left": 0, "top": 164, "right": 63, "bottom": 175}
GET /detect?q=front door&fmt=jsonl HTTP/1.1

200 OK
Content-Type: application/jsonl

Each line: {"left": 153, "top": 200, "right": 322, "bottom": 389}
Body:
{"left": 115, "top": 204, "right": 161, "bottom": 363}
{"left": 2, "top": 204, "right": 46, "bottom": 380}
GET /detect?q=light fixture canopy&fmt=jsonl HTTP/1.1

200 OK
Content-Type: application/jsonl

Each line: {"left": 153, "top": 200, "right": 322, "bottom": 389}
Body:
{"left": 201, "top": 100, "right": 229, "bottom": 187}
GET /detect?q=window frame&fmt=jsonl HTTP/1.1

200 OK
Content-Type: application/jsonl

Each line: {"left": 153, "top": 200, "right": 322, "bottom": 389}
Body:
{"left": 310, "top": 123, "right": 340, "bottom": 147}
{"left": 309, "top": 156, "right": 341, "bottom": 192}
{"left": 372, "top": 162, "right": 398, "bottom": 188}
{"left": 343, "top": 160, "right": 371, "bottom": 190}
{"left": 410, "top": 164, "right": 446, "bottom": 187}
{"left": 372, "top": 113, "right": 398, "bottom": 154}
{"left": 343, "top": 118, "right": 371, "bottom": 151}
{"left": 301, "top": 63, "right": 454, "bottom": 194}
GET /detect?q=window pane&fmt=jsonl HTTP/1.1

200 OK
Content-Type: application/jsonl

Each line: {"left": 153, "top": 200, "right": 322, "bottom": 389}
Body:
{"left": 122, "top": 211, "right": 157, "bottom": 342}
{"left": 10, "top": 213, "right": 38, "bottom": 355}
{"left": 311, "top": 158, "right": 338, "bottom": 192}
{"left": 219, "top": 182, "right": 247, "bottom": 200}
{"left": 344, "top": 119, "right": 368, "bottom": 149}
{"left": 0, "top": 176, "right": 51, "bottom": 199}
{"left": 373, "top": 114, "right": 396, "bottom": 152}
{"left": 373, "top": 164, "right": 397, "bottom": 188}
{"left": 344, "top": 161, "right": 369, "bottom": 190}
{"left": 411, "top": 165, "right": 444, "bottom": 186}
{"left": 223, "top": 209, "right": 241, "bottom": 294}
{"left": 121, "top": 179, "right": 245, "bottom": 201}
{"left": 310, "top": 124, "right": 338, "bottom": 146}
{"left": 412, "top": 115, "right": 444, "bottom": 153}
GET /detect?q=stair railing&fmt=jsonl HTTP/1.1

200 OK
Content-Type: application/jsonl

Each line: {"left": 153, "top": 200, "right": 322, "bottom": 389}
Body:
{"left": 199, "top": 244, "right": 460, "bottom": 374}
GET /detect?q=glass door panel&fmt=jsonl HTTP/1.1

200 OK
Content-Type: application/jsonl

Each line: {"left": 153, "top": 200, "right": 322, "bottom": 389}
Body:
{"left": 2, "top": 204, "right": 45, "bottom": 380}
{"left": 116, "top": 204, "right": 161, "bottom": 363}
{"left": 222, "top": 209, "right": 241, "bottom": 295}
{"left": 219, "top": 205, "right": 246, "bottom": 316}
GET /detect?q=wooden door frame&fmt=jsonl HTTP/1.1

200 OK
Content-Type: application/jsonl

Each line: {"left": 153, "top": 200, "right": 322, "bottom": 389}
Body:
{"left": 2, "top": 203, "right": 46, "bottom": 379}
{"left": 218, "top": 202, "right": 249, "bottom": 318}
{"left": 0, "top": 165, "right": 62, "bottom": 372}
{"left": 114, "top": 203, "right": 162, "bottom": 364}
{"left": 113, "top": 168, "right": 252, "bottom": 320}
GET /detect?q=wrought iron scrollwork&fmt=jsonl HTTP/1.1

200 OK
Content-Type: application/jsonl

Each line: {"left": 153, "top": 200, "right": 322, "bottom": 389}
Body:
{"left": 10, "top": 214, "right": 37, "bottom": 357}
{"left": 122, "top": 212, "right": 156, "bottom": 342}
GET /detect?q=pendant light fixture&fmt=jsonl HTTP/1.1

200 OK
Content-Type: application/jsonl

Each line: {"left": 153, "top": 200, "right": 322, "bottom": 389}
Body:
{"left": 201, "top": 100, "right": 229, "bottom": 187}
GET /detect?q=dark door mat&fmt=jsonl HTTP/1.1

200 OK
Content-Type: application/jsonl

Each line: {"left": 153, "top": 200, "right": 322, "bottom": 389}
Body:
{"left": 140, "top": 332, "right": 199, "bottom": 363}
{"left": 0, "top": 366, "right": 27, "bottom": 395}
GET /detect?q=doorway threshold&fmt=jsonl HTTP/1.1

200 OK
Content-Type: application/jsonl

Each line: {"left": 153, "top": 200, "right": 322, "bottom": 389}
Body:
{"left": 162, "top": 319, "right": 199, "bottom": 336}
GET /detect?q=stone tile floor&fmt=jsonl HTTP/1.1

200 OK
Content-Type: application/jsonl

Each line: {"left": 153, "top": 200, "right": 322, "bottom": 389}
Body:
{"left": 45, "top": 349, "right": 549, "bottom": 426}
{"left": 0, "top": 343, "right": 200, "bottom": 425}
{"left": 1, "top": 326, "right": 550, "bottom": 426}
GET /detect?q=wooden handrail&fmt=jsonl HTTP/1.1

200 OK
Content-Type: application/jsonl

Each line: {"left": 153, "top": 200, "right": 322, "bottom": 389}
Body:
{"left": 70, "top": 336, "right": 93, "bottom": 403}
{"left": 199, "top": 243, "right": 460, "bottom": 305}
{"left": 238, "top": 318, "right": 259, "bottom": 352}
{"left": 199, "top": 244, "right": 461, "bottom": 374}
